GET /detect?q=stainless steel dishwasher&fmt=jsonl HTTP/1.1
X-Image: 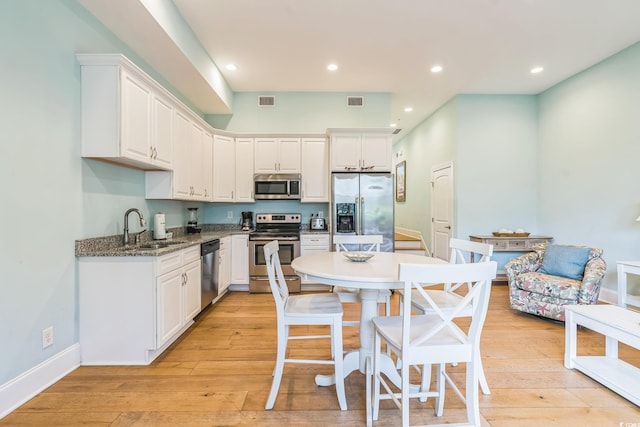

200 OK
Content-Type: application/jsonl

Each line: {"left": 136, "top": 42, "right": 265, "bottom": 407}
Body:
{"left": 201, "top": 239, "right": 220, "bottom": 312}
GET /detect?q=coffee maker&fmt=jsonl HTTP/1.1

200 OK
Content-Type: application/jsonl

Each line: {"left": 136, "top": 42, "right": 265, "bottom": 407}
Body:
{"left": 241, "top": 211, "right": 254, "bottom": 231}
{"left": 187, "top": 207, "right": 201, "bottom": 234}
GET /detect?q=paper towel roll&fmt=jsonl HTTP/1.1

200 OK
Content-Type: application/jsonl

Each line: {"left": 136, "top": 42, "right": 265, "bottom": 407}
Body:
{"left": 153, "top": 213, "right": 166, "bottom": 240}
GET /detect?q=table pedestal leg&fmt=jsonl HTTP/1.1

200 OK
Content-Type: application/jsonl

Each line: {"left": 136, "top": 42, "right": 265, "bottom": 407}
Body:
{"left": 315, "top": 288, "right": 403, "bottom": 388}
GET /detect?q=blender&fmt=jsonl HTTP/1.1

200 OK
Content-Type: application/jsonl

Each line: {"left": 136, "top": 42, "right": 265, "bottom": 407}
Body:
{"left": 187, "top": 207, "right": 201, "bottom": 234}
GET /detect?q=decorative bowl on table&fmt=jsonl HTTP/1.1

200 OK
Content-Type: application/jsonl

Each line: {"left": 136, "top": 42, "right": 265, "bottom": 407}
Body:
{"left": 492, "top": 231, "right": 530, "bottom": 237}
{"left": 342, "top": 251, "right": 375, "bottom": 262}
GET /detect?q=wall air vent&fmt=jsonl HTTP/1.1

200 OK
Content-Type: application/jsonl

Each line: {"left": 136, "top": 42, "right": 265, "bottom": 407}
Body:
{"left": 258, "top": 95, "right": 275, "bottom": 107}
{"left": 347, "top": 96, "right": 364, "bottom": 107}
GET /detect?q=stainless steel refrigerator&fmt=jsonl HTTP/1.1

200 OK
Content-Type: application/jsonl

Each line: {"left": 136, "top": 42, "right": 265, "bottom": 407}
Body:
{"left": 332, "top": 173, "right": 395, "bottom": 252}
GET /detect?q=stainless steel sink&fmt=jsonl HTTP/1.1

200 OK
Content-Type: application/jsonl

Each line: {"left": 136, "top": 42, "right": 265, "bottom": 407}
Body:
{"left": 135, "top": 240, "right": 187, "bottom": 250}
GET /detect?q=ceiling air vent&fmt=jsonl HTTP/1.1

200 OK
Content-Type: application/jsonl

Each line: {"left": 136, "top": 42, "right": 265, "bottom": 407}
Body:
{"left": 258, "top": 95, "right": 275, "bottom": 107}
{"left": 392, "top": 128, "right": 402, "bottom": 135}
{"left": 347, "top": 96, "right": 364, "bottom": 107}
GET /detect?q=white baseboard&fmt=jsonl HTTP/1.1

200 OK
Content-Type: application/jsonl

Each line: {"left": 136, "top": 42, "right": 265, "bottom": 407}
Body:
{"left": 598, "top": 287, "right": 617, "bottom": 305}
{"left": 0, "top": 343, "right": 80, "bottom": 419}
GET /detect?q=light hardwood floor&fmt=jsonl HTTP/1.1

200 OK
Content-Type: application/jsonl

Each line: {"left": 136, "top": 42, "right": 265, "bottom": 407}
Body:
{"left": 3, "top": 286, "right": 639, "bottom": 426}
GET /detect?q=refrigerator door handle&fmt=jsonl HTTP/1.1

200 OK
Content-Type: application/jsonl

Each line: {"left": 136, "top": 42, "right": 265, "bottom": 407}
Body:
{"left": 360, "top": 196, "right": 365, "bottom": 234}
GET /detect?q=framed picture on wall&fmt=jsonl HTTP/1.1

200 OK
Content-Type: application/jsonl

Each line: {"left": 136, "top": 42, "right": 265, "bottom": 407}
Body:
{"left": 396, "top": 161, "right": 406, "bottom": 202}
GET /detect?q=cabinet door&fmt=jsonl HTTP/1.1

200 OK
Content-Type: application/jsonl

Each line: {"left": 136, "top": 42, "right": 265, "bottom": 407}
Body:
{"left": 173, "top": 110, "right": 191, "bottom": 198}
{"left": 277, "top": 138, "right": 301, "bottom": 173}
{"left": 190, "top": 123, "right": 204, "bottom": 199}
{"left": 219, "top": 237, "right": 232, "bottom": 293}
{"left": 121, "top": 70, "right": 152, "bottom": 164}
{"left": 202, "top": 131, "right": 213, "bottom": 201}
{"left": 156, "top": 269, "right": 183, "bottom": 347}
{"left": 151, "top": 94, "right": 173, "bottom": 169}
{"left": 231, "top": 234, "right": 249, "bottom": 284}
{"left": 235, "top": 138, "right": 255, "bottom": 202}
{"left": 212, "top": 135, "right": 235, "bottom": 202}
{"left": 301, "top": 138, "right": 329, "bottom": 202}
{"left": 361, "top": 134, "right": 392, "bottom": 171}
{"left": 331, "top": 134, "right": 361, "bottom": 171}
{"left": 182, "top": 260, "right": 201, "bottom": 323}
{"left": 254, "top": 138, "right": 278, "bottom": 173}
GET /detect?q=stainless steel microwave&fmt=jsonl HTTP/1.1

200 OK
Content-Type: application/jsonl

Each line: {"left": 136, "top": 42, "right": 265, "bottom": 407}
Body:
{"left": 254, "top": 173, "right": 301, "bottom": 200}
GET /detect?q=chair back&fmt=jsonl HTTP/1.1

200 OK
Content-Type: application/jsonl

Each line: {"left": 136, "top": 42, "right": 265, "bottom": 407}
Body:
{"left": 449, "top": 238, "right": 493, "bottom": 264}
{"left": 399, "top": 261, "right": 497, "bottom": 351}
{"left": 333, "top": 234, "right": 383, "bottom": 253}
{"left": 264, "top": 240, "right": 289, "bottom": 316}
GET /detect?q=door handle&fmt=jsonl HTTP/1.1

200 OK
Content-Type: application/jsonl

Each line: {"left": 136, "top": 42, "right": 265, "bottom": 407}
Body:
{"left": 444, "top": 226, "right": 451, "bottom": 229}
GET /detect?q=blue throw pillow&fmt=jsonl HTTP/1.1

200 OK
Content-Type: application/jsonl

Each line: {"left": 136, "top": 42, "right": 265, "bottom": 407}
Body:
{"left": 539, "top": 245, "right": 592, "bottom": 280}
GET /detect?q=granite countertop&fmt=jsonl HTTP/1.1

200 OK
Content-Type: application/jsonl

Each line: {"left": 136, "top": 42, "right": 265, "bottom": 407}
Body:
{"left": 75, "top": 225, "right": 251, "bottom": 257}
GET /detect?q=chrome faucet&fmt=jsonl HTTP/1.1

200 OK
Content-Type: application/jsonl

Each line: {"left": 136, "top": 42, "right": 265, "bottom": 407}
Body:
{"left": 123, "top": 208, "right": 146, "bottom": 246}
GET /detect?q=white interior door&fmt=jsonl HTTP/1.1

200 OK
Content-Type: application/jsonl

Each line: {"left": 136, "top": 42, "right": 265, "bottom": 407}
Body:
{"left": 431, "top": 162, "right": 453, "bottom": 260}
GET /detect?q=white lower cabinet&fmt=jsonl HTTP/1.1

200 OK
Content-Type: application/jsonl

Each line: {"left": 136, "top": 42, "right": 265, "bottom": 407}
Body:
{"left": 219, "top": 236, "right": 232, "bottom": 293}
{"left": 78, "top": 246, "right": 201, "bottom": 365}
{"left": 156, "top": 246, "right": 201, "bottom": 348}
{"left": 231, "top": 234, "right": 249, "bottom": 284}
{"left": 300, "top": 234, "right": 330, "bottom": 284}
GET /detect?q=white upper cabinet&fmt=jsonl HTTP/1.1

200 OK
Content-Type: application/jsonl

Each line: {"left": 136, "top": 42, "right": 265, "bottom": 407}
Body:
{"left": 234, "top": 138, "right": 255, "bottom": 202}
{"left": 330, "top": 131, "right": 392, "bottom": 172}
{"left": 202, "top": 130, "right": 213, "bottom": 202}
{"left": 77, "top": 54, "right": 173, "bottom": 171}
{"left": 212, "top": 134, "right": 235, "bottom": 202}
{"left": 301, "top": 137, "right": 329, "bottom": 202}
{"left": 145, "top": 107, "right": 211, "bottom": 202}
{"left": 151, "top": 94, "right": 173, "bottom": 170}
{"left": 212, "top": 136, "right": 255, "bottom": 203}
{"left": 254, "top": 137, "right": 300, "bottom": 173}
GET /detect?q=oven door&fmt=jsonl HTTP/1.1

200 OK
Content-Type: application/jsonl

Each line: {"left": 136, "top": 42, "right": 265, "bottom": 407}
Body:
{"left": 249, "top": 239, "right": 301, "bottom": 293}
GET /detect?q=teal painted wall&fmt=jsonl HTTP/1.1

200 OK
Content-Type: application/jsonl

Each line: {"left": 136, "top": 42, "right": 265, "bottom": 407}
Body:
{"left": 455, "top": 95, "right": 538, "bottom": 239}
{"left": 0, "top": 0, "right": 391, "bottom": 389}
{"left": 393, "top": 95, "right": 537, "bottom": 271}
{"left": 538, "top": 41, "right": 640, "bottom": 293}
{"left": 393, "top": 99, "right": 457, "bottom": 249}
{"left": 207, "top": 91, "right": 391, "bottom": 132}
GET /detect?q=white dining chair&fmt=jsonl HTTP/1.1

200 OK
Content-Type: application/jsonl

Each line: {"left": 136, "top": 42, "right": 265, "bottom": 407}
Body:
{"left": 370, "top": 261, "right": 497, "bottom": 427}
{"left": 263, "top": 240, "right": 347, "bottom": 411}
{"left": 332, "top": 234, "right": 390, "bottom": 327}
{"left": 398, "top": 237, "right": 494, "bottom": 396}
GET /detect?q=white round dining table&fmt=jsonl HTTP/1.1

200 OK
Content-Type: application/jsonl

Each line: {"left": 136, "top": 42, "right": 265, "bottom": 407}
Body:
{"left": 291, "top": 251, "right": 447, "bottom": 387}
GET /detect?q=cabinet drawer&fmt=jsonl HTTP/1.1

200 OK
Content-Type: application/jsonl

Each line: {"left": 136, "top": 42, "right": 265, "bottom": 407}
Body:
{"left": 301, "top": 234, "right": 330, "bottom": 247}
{"left": 301, "top": 247, "right": 330, "bottom": 256}
{"left": 182, "top": 245, "right": 200, "bottom": 264}
{"left": 486, "top": 239, "right": 508, "bottom": 251}
{"left": 506, "top": 240, "right": 527, "bottom": 251}
{"left": 157, "top": 251, "right": 183, "bottom": 276}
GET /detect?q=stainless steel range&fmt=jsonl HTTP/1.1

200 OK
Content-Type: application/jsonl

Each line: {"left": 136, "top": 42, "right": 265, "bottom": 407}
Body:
{"left": 248, "top": 213, "right": 301, "bottom": 293}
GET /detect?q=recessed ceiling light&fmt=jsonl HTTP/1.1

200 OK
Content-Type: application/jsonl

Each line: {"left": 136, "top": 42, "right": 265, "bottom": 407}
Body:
{"left": 225, "top": 64, "right": 237, "bottom": 71}
{"left": 404, "top": 107, "right": 413, "bottom": 113}
{"left": 327, "top": 64, "right": 338, "bottom": 71}
{"left": 390, "top": 123, "right": 397, "bottom": 127}
{"left": 431, "top": 65, "right": 443, "bottom": 73}
{"left": 530, "top": 66, "right": 544, "bottom": 74}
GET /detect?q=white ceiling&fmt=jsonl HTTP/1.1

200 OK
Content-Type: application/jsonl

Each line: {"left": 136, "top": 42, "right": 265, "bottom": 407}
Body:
{"left": 83, "top": 0, "right": 640, "bottom": 135}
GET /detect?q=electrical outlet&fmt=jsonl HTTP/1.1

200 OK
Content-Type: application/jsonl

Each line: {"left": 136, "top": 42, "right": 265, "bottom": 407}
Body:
{"left": 227, "top": 211, "right": 233, "bottom": 219}
{"left": 42, "top": 326, "right": 54, "bottom": 349}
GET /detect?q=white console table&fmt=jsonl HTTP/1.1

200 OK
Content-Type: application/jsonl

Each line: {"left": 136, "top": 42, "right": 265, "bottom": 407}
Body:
{"left": 617, "top": 261, "right": 640, "bottom": 308}
{"left": 564, "top": 304, "right": 640, "bottom": 406}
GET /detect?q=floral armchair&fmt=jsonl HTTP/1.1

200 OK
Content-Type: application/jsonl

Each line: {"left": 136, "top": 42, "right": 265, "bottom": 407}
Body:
{"left": 504, "top": 244, "right": 606, "bottom": 321}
